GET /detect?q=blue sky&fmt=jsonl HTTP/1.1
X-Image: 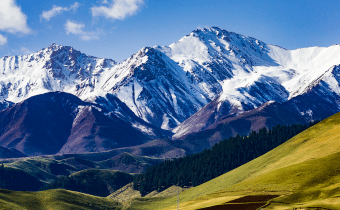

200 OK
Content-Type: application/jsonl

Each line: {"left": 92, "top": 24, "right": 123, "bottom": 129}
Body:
{"left": 1, "top": 0, "right": 340, "bottom": 62}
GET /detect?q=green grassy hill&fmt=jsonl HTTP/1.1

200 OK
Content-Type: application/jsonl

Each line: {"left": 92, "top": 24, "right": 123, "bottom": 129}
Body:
{"left": 2, "top": 112, "right": 340, "bottom": 209}
{"left": 0, "top": 152, "right": 163, "bottom": 189}
{"left": 0, "top": 166, "right": 44, "bottom": 191}
{"left": 5, "top": 158, "right": 78, "bottom": 184}
{"left": 43, "top": 169, "right": 134, "bottom": 197}
{"left": 127, "top": 112, "right": 340, "bottom": 210}
{"left": 0, "top": 188, "right": 122, "bottom": 210}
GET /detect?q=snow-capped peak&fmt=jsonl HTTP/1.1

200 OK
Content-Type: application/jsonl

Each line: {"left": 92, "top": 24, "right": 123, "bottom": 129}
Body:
{"left": 3, "top": 27, "right": 340, "bottom": 134}
{"left": 0, "top": 44, "right": 116, "bottom": 103}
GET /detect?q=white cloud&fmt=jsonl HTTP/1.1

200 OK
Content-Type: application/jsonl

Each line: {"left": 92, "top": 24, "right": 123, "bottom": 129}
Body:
{"left": 0, "top": 34, "right": 7, "bottom": 46}
{"left": 41, "top": 2, "right": 80, "bottom": 21}
{"left": 65, "top": 20, "right": 84, "bottom": 34}
{"left": 0, "top": 0, "right": 31, "bottom": 34}
{"left": 20, "top": 47, "right": 33, "bottom": 54}
{"left": 65, "top": 20, "right": 100, "bottom": 41}
{"left": 11, "top": 46, "right": 33, "bottom": 55}
{"left": 91, "top": 0, "right": 144, "bottom": 20}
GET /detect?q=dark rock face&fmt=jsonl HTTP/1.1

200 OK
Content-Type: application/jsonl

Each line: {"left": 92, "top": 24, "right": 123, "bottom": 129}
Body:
{"left": 0, "top": 92, "right": 86, "bottom": 156}
{"left": 58, "top": 106, "right": 148, "bottom": 154}
{"left": 0, "top": 92, "right": 150, "bottom": 156}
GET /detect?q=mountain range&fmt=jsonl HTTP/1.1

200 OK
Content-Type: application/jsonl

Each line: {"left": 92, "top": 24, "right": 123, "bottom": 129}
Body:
{"left": 2, "top": 26, "right": 340, "bottom": 156}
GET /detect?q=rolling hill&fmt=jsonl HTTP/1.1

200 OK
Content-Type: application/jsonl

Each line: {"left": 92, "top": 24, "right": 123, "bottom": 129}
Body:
{"left": 43, "top": 169, "right": 133, "bottom": 197}
{"left": 127, "top": 111, "right": 340, "bottom": 210}
{"left": 1, "top": 110, "right": 340, "bottom": 209}
{"left": 0, "top": 189, "right": 122, "bottom": 210}
{"left": 0, "top": 151, "right": 164, "bottom": 193}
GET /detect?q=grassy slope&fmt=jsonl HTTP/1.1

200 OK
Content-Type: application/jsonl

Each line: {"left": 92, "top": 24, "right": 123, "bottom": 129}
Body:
{"left": 128, "top": 112, "right": 340, "bottom": 210}
{"left": 0, "top": 188, "right": 122, "bottom": 210}
{"left": 5, "top": 157, "right": 78, "bottom": 183}
{"left": 0, "top": 166, "right": 44, "bottom": 191}
{"left": 98, "top": 152, "right": 164, "bottom": 173}
{"left": 108, "top": 183, "right": 142, "bottom": 208}
{"left": 1, "top": 152, "right": 163, "bottom": 184}
{"left": 69, "top": 169, "right": 134, "bottom": 196}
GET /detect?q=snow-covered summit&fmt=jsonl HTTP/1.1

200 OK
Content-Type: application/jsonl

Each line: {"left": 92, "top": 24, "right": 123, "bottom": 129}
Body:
{"left": 0, "top": 43, "right": 116, "bottom": 102}
{"left": 99, "top": 46, "right": 209, "bottom": 129}
{"left": 163, "top": 27, "right": 278, "bottom": 69}
{"left": 2, "top": 27, "right": 340, "bottom": 134}
{"left": 173, "top": 27, "right": 340, "bottom": 137}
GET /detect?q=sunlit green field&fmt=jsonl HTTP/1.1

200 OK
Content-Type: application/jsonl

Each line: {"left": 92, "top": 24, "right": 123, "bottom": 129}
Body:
{"left": 0, "top": 188, "right": 122, "bottom": 210}
{"left": 127, "top": 112, "right": 340, "bottom": 210}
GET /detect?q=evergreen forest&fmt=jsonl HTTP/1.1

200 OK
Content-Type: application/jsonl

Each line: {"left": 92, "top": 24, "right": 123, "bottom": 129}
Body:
{"left": 133, "top": 122, "right": 319, "bottom": 195}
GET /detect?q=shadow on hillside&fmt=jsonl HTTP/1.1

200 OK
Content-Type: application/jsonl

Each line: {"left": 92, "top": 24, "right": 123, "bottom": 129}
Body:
{"left": 198, "top": 195, "right": 280, "bottom": 210}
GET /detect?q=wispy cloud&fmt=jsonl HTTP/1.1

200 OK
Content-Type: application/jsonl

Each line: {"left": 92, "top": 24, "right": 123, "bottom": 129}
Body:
{"left": 41, "top": 2, "right": 80, "bottom": 21}
{"left": 20, "top": 47, "right": 33, "bottom": 54}
{"left": 91, "top": 0, "right": 144, "bottom": 20}
{"left": 0, "top": 0, "right": 31, "bottom": 34}
{"left": 11, "top": 46, "right": 33, "bottom": 55}
{"left": 0, "top": 34, "right": 7, "bottom": 46}
{"left": 65, "top": 20, "right": 100, "bottom": 41}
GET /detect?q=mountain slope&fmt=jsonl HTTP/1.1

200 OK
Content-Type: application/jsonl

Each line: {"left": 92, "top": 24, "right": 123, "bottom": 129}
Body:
{"left": 103, "top": 27, "right": 340, "bottom": 131}
{"left": 93, "top": 94, "right": 173, "bottom": 139}
{"left": 2, "top": 27, "right": 340, "bottom": 135}
{"left": 129, "top": 111, "right": 340, "bottom": 210}
{"left": 174, "top": 77, "right": 340, "bottom": 145}
{"left": 173, "top": 30, "right": 340, "bottom": 138}
{"left": 58, "top": 105, "right": 149, "bottom": 154}
{"left": 0, "top": 92, "right": 150, "bottom": 156}
{"left": 0, "top": 44, "right": 116, "bottom": 103}
{"left": 99, "top": 47, "right": 210, "bottom": 129}
{"left": 0, "top": 92, "right": 87, "bottom": 156}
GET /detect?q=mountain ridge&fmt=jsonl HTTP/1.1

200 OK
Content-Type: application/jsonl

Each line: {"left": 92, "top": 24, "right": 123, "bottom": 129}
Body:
{"left": 2, "top": 26, "right": 340, "bottom": 144}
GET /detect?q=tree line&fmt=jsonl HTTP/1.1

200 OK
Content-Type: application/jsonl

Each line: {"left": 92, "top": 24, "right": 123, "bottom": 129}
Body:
{"left": 133, "top": 121, "right": 319, "bottom": 195}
